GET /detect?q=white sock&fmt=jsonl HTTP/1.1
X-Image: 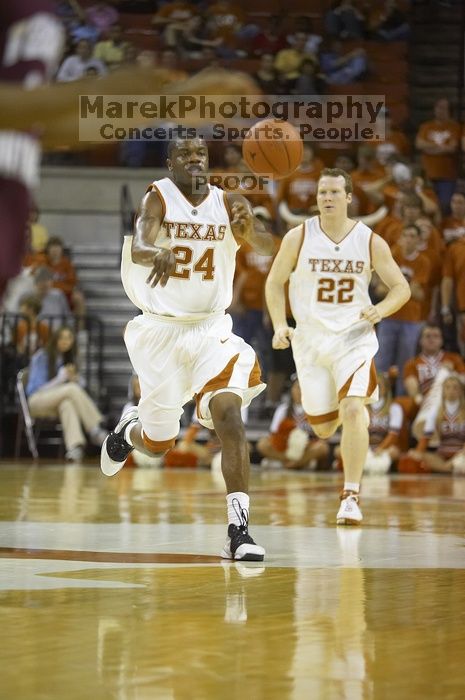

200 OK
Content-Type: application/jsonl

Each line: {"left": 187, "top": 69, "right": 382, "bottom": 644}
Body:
{"left": 227, "top": 492, "right": 250, "bottom": 527}
{"left": 344, "top": 481, "right": 360, "bottom": 493}
{"left": 124, "top": 423, "right": 135, "bottom": 446}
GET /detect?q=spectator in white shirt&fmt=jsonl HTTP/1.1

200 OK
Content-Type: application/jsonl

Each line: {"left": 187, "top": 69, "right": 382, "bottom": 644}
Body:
{"left": 56, "top": 38, "right": 107, "bottom": 82}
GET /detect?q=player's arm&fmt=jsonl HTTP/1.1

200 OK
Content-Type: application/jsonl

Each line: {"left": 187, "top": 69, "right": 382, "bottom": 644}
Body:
{"left": 265, "top": 226, "right": 301, "bottom": 349}
{"left": 0, "top": 68, "right": 259, "bottom": 147}
{"left": 361, "top": 234, "right": 411, "bottom": 324}
{"left": 131, "top": 190, "right": 175, "bottom": 288}
{"left": 226, "top": 193, "right": 275, "bottom": 256}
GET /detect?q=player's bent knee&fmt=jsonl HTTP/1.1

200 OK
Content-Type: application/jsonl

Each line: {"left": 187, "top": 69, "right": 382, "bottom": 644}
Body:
{"left": 339, "top": 397, "right": 365, "bottom": 423}
{"left": 212, "top": 405, "right": 245, "bottom": 440}
{"left": 310, "top": 420, "right": 338, "bottom": 439}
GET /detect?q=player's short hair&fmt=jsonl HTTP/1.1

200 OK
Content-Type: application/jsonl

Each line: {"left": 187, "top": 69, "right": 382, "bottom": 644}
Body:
{"left": 167, "top": 137, "right": 207, "bottom": 159}
{"left": 318, "top": 168, "right": 353, "bottom": 194}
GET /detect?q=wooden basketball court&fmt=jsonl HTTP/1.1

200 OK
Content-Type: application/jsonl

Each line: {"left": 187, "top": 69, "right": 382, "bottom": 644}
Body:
{"left": 1, "top": 463, "right": 464, "bottom": 699}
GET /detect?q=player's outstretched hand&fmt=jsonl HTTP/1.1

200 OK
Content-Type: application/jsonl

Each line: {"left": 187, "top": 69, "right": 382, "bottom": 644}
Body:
{"left": 272, "top": 326, "right": 294, "bottom": 349}
{"left": 360, "top": 305, "right": 382, "bottom": 325}
{"left": 231, "top": 201, "right": 253, "bottom": 239}
{"left": 146, "top": 247, "right": 175, "bottom": 288}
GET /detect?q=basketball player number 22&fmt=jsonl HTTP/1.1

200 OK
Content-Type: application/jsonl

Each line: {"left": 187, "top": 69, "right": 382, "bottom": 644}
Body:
{"left": 170, "top": 246, "right": 215, "bottom": 280}
{"left": 317, "top": 277, "right": 354, "bottom": 303}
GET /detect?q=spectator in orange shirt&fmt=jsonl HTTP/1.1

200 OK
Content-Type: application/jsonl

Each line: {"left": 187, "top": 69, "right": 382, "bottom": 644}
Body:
{"left": 415, "top": 98, "right": 461, "bottom": 213}
{"left": 441, "top": 191, "right": 465, "bottom": 244}
{"left": 375, "top": 224, "right": 431, "bottom": 394}
{"left": 416, "top": 215, "right": 444, "bottom": 320}
{"left": 381, "top": 161, "right": 440, "bottom": 222}
{"left": 350, "top": 145, "right": 387, "bottom": 215}
{"left": 402, "top": 323, "right": 465, "bottom": 438}
{"left": 376, "top": 192, "right": 423, "bottom": 246}
{"left": 277, "top": 144, "right": 324, "bottom": 226}
{"left": 43, "top": 237, "right": 86, "bottom": 318}
{"left": 441, "top": 235, "right": 465, "bottom": 355}
{"left": 408, "top": 375, "right": 465, "bottom": 474}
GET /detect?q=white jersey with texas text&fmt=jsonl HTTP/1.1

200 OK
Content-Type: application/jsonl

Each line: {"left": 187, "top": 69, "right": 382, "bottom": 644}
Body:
{"left": 289, "top": 216, "right": 373, "bottom": 332}
{"left": 121, "top": 177, "right": 238, "bottom": 320}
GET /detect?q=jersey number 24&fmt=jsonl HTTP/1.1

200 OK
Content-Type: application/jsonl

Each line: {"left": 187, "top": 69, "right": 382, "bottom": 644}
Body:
{"left": 170, "top": 246, "right": 215, "bottom": 281}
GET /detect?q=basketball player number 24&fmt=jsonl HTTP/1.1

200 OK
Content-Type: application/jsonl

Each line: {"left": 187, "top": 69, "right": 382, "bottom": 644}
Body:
{"left": 317, "top": 277, "right": 354, "bottom": 303}
{"left": 170, "top": 245, "right": 215, "bottom": 280}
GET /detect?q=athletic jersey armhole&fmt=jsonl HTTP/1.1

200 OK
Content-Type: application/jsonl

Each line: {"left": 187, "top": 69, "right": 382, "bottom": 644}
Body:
{"left": 146, "top": 183, "right": 167, "bottom": 222}
{"left": 291, "top": 222, "right": 306, "bottom": 272}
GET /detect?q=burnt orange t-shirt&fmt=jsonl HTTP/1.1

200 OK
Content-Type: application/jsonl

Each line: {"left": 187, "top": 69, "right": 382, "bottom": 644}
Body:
{"left": 374, "top": 213, "right": 401, "bottom": 242}
{"left": 443, "top": 238, "right": 465, "bottom": 309}
{"left": 350, "top": 164, "right": 386, "bottom": 214}
{"left": 369, "top": 130, "right": 411, "bottom": 165}
{"left": 46, "top": 257, "right": 77, "bottom": 296}
{"left": 14, "top": 319, "right": 49, "bottom": 353}
{"left": 417, "top": 118, "right": 461, "bottom": 180}
{"left": 441, "top": 216, "right": 465, "bottom": 245}
{"left": 381, "top": 183, "right": 439, "bottom": 214}
{"left": 235, "top": 236, "right": 279, "bottom": 311}
{"left": 403, "top": 351, "right": 465, "bottom": 395}
{"left": 390, "top": 247, "right": 431, "bottom": 321}
{"left": 277, "top": 160, "right": 325, "bottom": 212}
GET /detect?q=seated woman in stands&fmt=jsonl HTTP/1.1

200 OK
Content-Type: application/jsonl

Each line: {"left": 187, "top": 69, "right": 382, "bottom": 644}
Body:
{"left": 407, "top": 375, "right": 465, "bottom": 474}
{"left": 26, "top": 326, "right": 107, "bottom": 462}
{"left": 256, "top": 378, "right": 329, "bottom": 470}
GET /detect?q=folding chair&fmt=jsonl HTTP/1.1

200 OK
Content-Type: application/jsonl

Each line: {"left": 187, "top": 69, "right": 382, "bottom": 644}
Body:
{"left": 14, "top": 369, "right": 64, "bottom": 460}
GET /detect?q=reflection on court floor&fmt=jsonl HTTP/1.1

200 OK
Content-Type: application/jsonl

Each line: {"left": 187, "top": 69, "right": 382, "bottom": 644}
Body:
{"left": 0, "top": 463, "right": 464, "bottom": 700}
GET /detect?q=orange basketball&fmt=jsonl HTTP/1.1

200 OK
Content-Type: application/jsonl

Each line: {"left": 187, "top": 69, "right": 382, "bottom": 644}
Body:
{"left": 242, "top": 119, "right": 303, "bottom": 179}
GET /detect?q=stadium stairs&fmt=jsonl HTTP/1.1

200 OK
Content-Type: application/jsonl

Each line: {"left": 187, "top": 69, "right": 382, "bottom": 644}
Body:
{"left": 408, "top": 1, "right": 463, "bottom": 129}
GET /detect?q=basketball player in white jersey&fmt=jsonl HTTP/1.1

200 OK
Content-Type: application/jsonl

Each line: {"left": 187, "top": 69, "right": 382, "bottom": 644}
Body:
{"left": 101, "top": 137, "right": 275, "bottom": 561}
{"left": 266, "top": 168, "right": 411, "bottom": 524}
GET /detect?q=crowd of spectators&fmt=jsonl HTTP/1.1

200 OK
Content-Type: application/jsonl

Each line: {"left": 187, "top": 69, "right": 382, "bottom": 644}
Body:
{"left": 3, "top": 1, "right": 465, "bottom": 471}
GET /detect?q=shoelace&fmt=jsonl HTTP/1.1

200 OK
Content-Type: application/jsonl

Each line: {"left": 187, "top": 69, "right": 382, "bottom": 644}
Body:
{"left": 232, "top": 497, "right": 249, "bottom": 530}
